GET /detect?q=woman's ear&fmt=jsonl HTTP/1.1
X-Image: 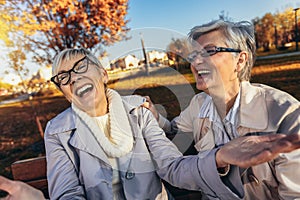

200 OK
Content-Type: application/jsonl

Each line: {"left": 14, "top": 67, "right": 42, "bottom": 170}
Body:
{"left": 102, "top": 69, "right": 109, "bottom": 84}
{"left": 236, "top": 51, "right": 248, "bottom": 72}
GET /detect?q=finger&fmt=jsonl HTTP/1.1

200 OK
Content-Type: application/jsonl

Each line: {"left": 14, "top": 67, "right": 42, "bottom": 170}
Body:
{"left": 250, "top": 133, "right": 286, "bottom": 142}
{"left": 144, "top": 96, "right": 154, "bottom": 104}
{"left": 284, "top": 133, "right": 300, "bottom": 143}
{"left": 0, "top": 176, "right": 14, "bottom": 193}
{"left": 142, "top": 101, "right": 150, "bottom": 108}
{"left": 274, "top": 134, "right": 300, "bottom": 153}
{"left": 143, "top": 96, "right": 150, "bottom": 101}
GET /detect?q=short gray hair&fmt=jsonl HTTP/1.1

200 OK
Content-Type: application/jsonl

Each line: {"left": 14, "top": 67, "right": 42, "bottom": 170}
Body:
{"left": 52, "top": 48, "right": 103, "bottom": 76}
{"left": 188, "top": 19, "right": 256, "bottom": 81}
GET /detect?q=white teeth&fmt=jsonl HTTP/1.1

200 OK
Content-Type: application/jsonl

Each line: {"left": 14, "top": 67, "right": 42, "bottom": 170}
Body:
{"left": 76, "top": 84, "right": 93, "bottom": 97}
{"left": 198, "top": 70, "right": 210, "bottom": 75}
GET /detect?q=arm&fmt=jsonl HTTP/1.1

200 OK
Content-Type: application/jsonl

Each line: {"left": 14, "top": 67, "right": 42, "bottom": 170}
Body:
{"left": 140, "top": 107, "right": 300, "bottom": 198}
{"left": 273, "top": 105, "right": 300, "bottom": 199}
{"left": 44, "top": 123, "right": 85, "bottom": 200}
{"left": 216, "top": 133, "right": 300, "bottom": 168}
{"left": 0, "top": 176, "right": 45, "bottom": 200}
{"left": 143, "top": 95, "right": 196, "bottom": 135}
{"left": 217, "top": 104, "right": 300, "bottom": 199}
{"left": 139, "top": 107, "right": 244, "bottom": 199}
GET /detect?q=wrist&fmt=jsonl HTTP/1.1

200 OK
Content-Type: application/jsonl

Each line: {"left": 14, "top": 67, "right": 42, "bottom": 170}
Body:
{"left": 215, "top": 148, "right": 227, "bottom": 168}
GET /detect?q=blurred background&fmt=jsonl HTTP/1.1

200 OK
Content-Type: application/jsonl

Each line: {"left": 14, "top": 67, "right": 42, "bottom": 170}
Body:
{"left": 0, "top": 0, "right": 300, "bottom": 199}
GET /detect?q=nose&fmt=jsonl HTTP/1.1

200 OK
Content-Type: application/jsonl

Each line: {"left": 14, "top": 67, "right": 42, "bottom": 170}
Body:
{"left": 69, "top": 71, "right": 82, "bottom": 85}
{"left": 190, "top": 63, "right": 199, "bottom": 72}
{"left": 192, "top": 54, "right": 204, "bottom": 66}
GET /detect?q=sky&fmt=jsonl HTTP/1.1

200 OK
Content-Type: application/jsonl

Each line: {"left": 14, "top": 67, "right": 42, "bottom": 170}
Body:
{"left": 1, "top": 0, "right": 300, "bottom": 84}
{"left": 104, "top": 0, "right": 300, "bottom": 62}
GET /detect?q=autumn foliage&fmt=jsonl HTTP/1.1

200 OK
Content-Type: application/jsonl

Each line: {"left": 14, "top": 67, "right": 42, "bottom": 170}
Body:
{"left": 1, "top": 0, "right": 130, "bottom": 64}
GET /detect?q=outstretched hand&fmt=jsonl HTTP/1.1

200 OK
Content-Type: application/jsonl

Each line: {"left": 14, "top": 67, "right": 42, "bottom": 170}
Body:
{"left": 216, "top": 133, "right": 300, "bottom": 169}
{"left": 142, "top": 96, "right": 159, "bottom": 121}
{"left": 0, "top": 176, "right": 45, "bottom": 200}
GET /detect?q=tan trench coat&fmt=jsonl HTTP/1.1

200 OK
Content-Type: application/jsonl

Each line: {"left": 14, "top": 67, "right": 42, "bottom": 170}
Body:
{"left": 159, "top": 81, "right": 300, "bottom": 200}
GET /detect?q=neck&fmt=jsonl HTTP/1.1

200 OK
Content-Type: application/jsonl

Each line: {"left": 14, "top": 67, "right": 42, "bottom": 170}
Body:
{"left": 210, "top": 84, "right": 240, "bottom": 119}
{"left": 86, "top": 98, "right": 108, "bottom": 117}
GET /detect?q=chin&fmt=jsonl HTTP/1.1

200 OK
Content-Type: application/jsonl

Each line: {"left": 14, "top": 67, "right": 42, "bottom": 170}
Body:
{"left": 196, "top": 83, "right": 208, "bottom": 91}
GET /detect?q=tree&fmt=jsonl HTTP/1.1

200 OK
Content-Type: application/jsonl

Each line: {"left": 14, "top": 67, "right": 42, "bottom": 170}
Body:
{"left": 0, "top": 0, "right": 130, "bottom": 139}
{"left": 166, "top": 37, "right": 190, "bottom": 71}
{"left": 1, "top": 0, "right": 130, "bottom": 65}
{"left": 7, "top": 49, "right": 29, "bottom": 90}
{"left": 253, "top": 7, "right": 296, "bottom": 51}
{"left": 0, "top": 2, "right": 14, "bottom": 46}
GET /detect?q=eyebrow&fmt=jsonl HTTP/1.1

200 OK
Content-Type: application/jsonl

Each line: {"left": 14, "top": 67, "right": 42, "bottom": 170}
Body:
{"left": 57, "top": 56, "right": 86, "bottom": 75}
{"left": 203, "top": 44, "right": 216, "bottom": 48}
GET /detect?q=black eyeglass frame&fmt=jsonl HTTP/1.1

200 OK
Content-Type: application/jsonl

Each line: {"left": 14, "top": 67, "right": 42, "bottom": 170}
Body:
{"left": 51, "top": 56, "right": 91, "bottom": 87}
{"left": 187, "top": 46, "right": 241, "bottom": 62}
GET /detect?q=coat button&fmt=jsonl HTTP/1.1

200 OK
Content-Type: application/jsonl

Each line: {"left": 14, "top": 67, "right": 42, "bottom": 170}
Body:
{"left": 125, "top": 170, "right": 135, "bottom": 179}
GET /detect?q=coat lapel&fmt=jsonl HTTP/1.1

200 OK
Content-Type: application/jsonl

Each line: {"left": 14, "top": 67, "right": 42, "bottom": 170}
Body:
{"left": 69, "top": 113, "right": 110, "bottom": 165}
{"left": 118, "top": 105, "right": 139, "bottom": 173}
{"left": 238, "top": 82, "right": 268, "bottom": 130}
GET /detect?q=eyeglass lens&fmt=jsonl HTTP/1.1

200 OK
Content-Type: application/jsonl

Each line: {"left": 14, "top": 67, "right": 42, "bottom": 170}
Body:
{"left": 56, "top": 57, "right": 88, "bottom": 85}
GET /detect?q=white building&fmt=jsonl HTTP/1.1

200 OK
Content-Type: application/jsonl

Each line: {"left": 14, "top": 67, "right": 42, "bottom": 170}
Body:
{"left": 148, "top": 50, "right": 168, "bottom": 63}
{"left": 113, "top": 54, "right": 140, "bottom": 70}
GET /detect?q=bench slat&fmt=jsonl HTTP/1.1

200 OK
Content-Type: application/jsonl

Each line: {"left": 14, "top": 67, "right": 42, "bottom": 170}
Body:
{"left": 11, "top": 156, "right": 47, "bottom": 181}
{"left": 11, "top": 156, "right": 49, "bottom": 198}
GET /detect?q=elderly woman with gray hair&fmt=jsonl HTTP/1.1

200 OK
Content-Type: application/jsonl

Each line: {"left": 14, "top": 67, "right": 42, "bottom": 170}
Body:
{"left": 0, "top": 44, "right": 300, "bottom": 199}
{"left": 145, "top": 19, "right": 300, "bottom": 199}
{"left": 47, "top": 47, "right": 221, "bottom": 200}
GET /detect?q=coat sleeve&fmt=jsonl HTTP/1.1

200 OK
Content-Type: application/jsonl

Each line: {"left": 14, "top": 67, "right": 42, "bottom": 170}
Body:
{"left": 158, "top": 94, "right": 199, "bottom": 136}
{"left": 275, "top": 105, "right": 300, "bottom": 198}
{"left": 139, "top": 107, "right": 244, "bottom": 199}
{"left": 44, "top": 121, "right": 86, "bottom": 200}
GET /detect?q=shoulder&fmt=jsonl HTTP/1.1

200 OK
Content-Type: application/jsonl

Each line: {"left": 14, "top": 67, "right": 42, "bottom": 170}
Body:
{"left": 45, "top": 107, "right": 75, "bottom": 136}
{"left": 248, "top": 82, "right": 299, "bottom": 104}
{"left": 189, "top": 92, "right": 209, "bottom": 107}
{"left": 121, "top": 95, "right": 145, "bottom": 111}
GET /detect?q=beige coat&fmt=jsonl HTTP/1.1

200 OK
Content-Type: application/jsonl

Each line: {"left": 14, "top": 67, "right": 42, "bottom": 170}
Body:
{"left": 159, "top": 81, "right": 300, "bottom": 200}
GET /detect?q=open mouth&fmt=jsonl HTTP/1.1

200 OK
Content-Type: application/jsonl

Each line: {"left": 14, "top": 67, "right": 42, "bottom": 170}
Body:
{"left": 197, "top": 69, "right": 211, "bottom": 76}
{"left": 75, "top": 84, "right": 94, "bottom": 97}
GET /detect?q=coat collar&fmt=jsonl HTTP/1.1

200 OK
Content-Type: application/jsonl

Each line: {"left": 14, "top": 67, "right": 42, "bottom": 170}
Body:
{"left": 197, "top": 81, "right": 268, "bottom": 130}
{"left": 238, "top": 81, "right": 268, "bottom": 129}
{"left": 47, "top": 95, "right": 145, "bottom": 166}
{"left": 47, "top": 95, "right": 145, "bottom": 135}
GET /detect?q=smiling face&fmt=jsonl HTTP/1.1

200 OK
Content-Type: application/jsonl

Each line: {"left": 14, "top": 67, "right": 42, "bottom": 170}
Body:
{"left": 58, "top": 54, "right": 108, "bottom": 117}
{"left": 190, "top": 30, "right": 242, "bottom": 96}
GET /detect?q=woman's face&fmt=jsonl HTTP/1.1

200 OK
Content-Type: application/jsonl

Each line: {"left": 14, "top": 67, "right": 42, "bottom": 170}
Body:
{"left": 58, "top": 54, "right": 108, "bottom": 116}
{"left": 190, "top": 30, "right": 241, "bottom": 96}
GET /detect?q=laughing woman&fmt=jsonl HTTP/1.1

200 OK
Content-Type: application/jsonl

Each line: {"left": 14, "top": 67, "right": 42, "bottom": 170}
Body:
{"left": 45, "top": 48, "right": 300, "bottom": 200}
{"left": 46, "top": 48, "right": 206, "bottom": 200}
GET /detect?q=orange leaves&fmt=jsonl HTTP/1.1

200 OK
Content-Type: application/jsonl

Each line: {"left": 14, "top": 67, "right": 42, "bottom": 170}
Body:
{"left": 1, "top": 0, "right": 129, "bottom": 65}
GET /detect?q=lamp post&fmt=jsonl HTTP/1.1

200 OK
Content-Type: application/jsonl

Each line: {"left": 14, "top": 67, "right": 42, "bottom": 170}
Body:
{"left": 294, "top": 8, "right": 299, "bottom": 51}
{"left": 274, "top": 23, "right": 278, "bottom": 49}
{"left": 140, "top": 32, "right": 149, "bottom": 75}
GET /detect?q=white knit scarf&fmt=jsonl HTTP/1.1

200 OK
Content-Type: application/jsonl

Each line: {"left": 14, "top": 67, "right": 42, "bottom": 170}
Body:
{"left": 72, "top": 89, "right": 133, "bottom": 157}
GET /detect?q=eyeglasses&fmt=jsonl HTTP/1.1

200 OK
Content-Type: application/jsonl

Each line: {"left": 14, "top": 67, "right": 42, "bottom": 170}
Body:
{"left": 51, "top": 56, "right": 90, "bottom": 87}
{"left": 187, "top": 46, "right": 241, "bottom": 63}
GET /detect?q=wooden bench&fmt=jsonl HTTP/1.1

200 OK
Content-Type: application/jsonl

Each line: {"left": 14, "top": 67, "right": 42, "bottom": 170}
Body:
{"left": 11, "top": 156, "right": 49, "bottom": 199}
{"left": 11, "top": 155, "right": 201, "bottom": 200}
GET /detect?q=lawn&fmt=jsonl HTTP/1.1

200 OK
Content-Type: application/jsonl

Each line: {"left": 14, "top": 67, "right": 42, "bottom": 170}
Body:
{"left": 0, "top": 61, "right": 299, "bottom": 198}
